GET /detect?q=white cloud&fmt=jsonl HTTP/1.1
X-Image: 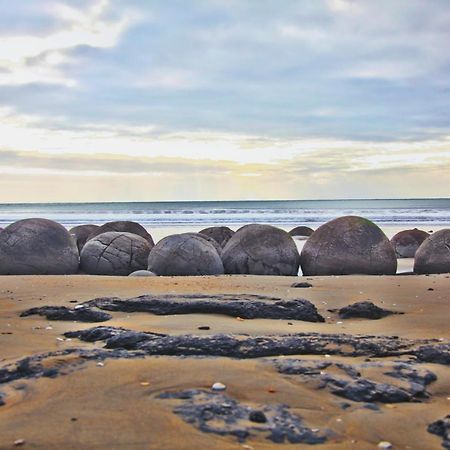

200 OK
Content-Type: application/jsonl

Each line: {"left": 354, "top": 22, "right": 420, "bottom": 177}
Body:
{"left": 0, "top": 0, "right": 131, "bottom": 86}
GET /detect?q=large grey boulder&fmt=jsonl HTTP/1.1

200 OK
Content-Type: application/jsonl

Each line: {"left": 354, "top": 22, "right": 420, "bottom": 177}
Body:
{"left": 414, "top": 229, "right": 450, "bottom": 274}
{"left": 221, "top": 224, "right": 300, "bottom": 275}
{"left": 148, "top": 233, "right": 224, "bottom": 276}
{"left": 80, "top": 232, "right": 151, "bottom": 275}
{"left": 300, "top": 216, "right": 397, "bottom": 276}
{"left": 69, "top": 224, "right": 99, "bottom": 252}
{"left": 390, "top": 228, "right": 430, "bottom": 258}
{"left": 199, "top": 226, "right": 235, "bottom": 247}
{"left": 289, "top": 226, "right": 314, "bottom": 238}
{"left": 0, "top": 218, "right": 79, "bottom": 275}
{"left": 88, "top": 221, "right": 154, "bottom": 246}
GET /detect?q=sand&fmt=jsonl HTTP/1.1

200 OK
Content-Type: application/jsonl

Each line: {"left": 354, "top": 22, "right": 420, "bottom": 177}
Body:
{"left": 0, "top": 274, "right": 449, "bottom": 449}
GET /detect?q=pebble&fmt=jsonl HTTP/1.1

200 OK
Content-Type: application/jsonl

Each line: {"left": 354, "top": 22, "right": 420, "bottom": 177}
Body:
{"left": 96, "top": 362, "right": 104, "bottom": 367}
{"left": 249, "top": 410, "right": 267, "bottom": 423}
{"left": 13, "top": 440, "right": 25, "bottom": 447}
{"left": 378, "top": 442, "right": 393, "bottom": 449}
{"left": 211, "top": 382, "right": 226, "bottom": 391}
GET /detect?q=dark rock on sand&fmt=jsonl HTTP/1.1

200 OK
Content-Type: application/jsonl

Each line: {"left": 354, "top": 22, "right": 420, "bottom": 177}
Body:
{"left": 199, "top": 226, "right": 235, "bottom": 247}
{"left": 428, "top": 415, "right": 450, "bottom": 449}
{"left": 300, "top": 216, "right": 397, "bottom": 276}
{"left": 221, "top": 224, "right": 300, "bottom": 276}
{"left": 0, "top": 218, "right": 79, "bottom": 275}
{"left": 333, "top": 301, "right": 401, "bottom": 320}
{"left": 390, "top": 228, "right": 429, "bottom": 258}
{"left": 289, "top": 226, "right": 314, "bottom": 238}
{"left": 21, "top": 306, "right": 111, "bottom": 322}
{"left": 69, "top": 224, "right": 99, "bottom": 252}
{"left": 147, "top": 233, "right": 224, "bottom": 276}
{"left": 275, "top": 359, "right": 436, "bottom": 403}
{"left": 414, "top": 229, "right": 450, "bottom": 274}
{"left": 88, "top": 221, "right": 154, "bottom": 246}
{"left": 84, "top": 293, "right": 325, "bottom": 322}
{"left": 80, "top": 232, "right": 151, "bottom": 276}
{"left": 65, "top": 327, "right": 450, "bottom": 363}
{"left": 158, "top": 389, "right": 328, "bottom": 444}
{"left": 291, "top": 282, "right": 313, "bottom": 288}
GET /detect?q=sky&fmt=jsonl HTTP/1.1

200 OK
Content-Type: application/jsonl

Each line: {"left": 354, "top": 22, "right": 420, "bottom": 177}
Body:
{"left": 0, "top": 0, "right": 449, "bottom": 202}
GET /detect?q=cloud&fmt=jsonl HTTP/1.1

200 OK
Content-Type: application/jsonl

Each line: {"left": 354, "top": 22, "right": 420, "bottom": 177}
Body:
{"left": 0, "top": 0, "right": 132, "bottom": 86}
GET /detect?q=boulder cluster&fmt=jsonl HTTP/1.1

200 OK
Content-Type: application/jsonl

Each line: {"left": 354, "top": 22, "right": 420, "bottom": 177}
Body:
{"left": 0, "top": 217, "right": 448, "bottom": 276}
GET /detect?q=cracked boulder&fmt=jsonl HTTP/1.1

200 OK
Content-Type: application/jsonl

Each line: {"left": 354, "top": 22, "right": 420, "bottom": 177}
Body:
{"left": 69, "top": 224, "right": 99, "bottom": 252}
{"left": 221, "top": 224, "right": 300, "bottom": 275}
{"left": 300, "top": 216, "right": 397, "bottom": 276}
{"left": 148, "top": 233, "right": 224, "bottom": 276}
{"left": 80, "top": 231, "right": 152, "bottom": 276}
{"left": 414, "top": 229, "right": 450, "bottom": 274}
{"left": 390, "top": 228, "right": 430, "bottom": 258}
{"left": 199, "top": 226, "right": 235, "bottom": 247}
{"left": 289, "top": 226, "right": 314, "bottom": 238}
{"left": 87, "top": 221, "right": 154, "bottom": 246}
{"left": 0, "top": 218, "right": 79, "bottom": 275}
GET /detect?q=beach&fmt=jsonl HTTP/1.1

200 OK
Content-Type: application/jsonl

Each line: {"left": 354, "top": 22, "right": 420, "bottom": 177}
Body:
{"left": 1, "top": 274, "right": 449, "bottom": 449}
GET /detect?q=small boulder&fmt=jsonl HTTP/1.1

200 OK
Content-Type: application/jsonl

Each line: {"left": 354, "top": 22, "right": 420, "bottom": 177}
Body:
{"left": 129, "top": 270, "right": 157, "bottom": 277}
{"left": 300, "top": 216, "right": 397, "bottom": 276}
{"left": 199, "top": 226, "right": 235, "bottom": 247}
{"left": 221, "top": 224, "right": 300, "bottom": 275}
{"left": 0, "top": 218, "right": 79, "bottom": 275}
{"left": 390, "top": 228, "right": 429, "bottom": 258}
{"left": 88, "top": 221, "right": 154, "bottom": 246}
{"left": 414, "top": 229, "right": 450, "bottom": 274}
{"left": 80, "top": 232, "right": 151, "bottom": 276}
{"left": 289, "top": 226, "right": 314, "bottom": 238}
{"left": 148, "top": 234, "right": 224, "bottom": 276}
{"left": 69, "top": 224, "right": 99, "bottom": 252}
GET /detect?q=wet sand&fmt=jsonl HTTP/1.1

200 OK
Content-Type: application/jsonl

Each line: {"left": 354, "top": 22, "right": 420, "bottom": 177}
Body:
{"left": 0, "top": 274, "right": 449, "bottom": 449}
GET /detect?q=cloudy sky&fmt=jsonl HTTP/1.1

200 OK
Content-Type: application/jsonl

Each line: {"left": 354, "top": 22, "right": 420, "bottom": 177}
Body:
{"left": 0, "top": 0, "right": 449, "bottom": 202}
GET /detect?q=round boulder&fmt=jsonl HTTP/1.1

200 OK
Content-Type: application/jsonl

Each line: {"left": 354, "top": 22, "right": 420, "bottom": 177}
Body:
{"left": 80, "top": 232, "right": 151, "bottom": 276}
{"left": 69, "top": 224, "right": 99, "bottom": 252}
{"left": 148, "top": 234, "right": 224, "bottom": 276}
{"left": 221, "top": 224, "right": 300, "bottom": 275}
{"left": 289, "top": 226, "right": 314, "bottom": 238}
{"left": 199, "top": 226, "right": 235, "bottom": 247}
{"left": 181, "top": 232, "right": 223, "bottom": 255}
{"left": 88, "top": 221, "right": 154, "bottom": 246}
{"left": 414, "top": 229, "right": 450, "bottom": 274}
{"left": 0, "top": 218, "right": 79, "bottom": 275}
{"left": 390, "top": 228, "right": 430, "bottom": 258}
{"left": 129, "top": 270, "right": 157, "bottom": 277}
{"left": 300, "top": 216, "right": 397, "bottom": 276}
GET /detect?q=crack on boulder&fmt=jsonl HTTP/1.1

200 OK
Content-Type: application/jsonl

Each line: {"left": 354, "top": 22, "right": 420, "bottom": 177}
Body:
{"left": 157, "top": 389, "right": 330, "bottom": 444}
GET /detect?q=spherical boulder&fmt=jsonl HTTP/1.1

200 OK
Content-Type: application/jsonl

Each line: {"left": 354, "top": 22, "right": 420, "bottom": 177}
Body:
{"left": 390, "top": 228, "right": 430, "bottom": 258}
{"left": 0, "top": 218, "right": 79, "bottom": 275}
{"left": 221, "top": 224, "right": 300, "bottom": 275}
{"left": 289, "top": 226, "right": 314, "bottom": 238}
{"left": 88, "top": 221, "right": 154, "bottom": 246}
{"left": 300, "top": 216, "right": 397, "bottom": 276}
{"left": 147, "top": 233, "right": 224, "bottom": 276}
{"left": 69, "top": 224, "right": 99, "bottom": 252}
{"left": 199, "top": 226, "right": 235, "bottom": 247}
{"left": 414, "top": 229, "right": 450, "bottom": 274}
{"left": 129, "top": 270, "right": 157, "bottom": 277}
{"left": 80, "top": 232, "right": 151, "bottom": 275}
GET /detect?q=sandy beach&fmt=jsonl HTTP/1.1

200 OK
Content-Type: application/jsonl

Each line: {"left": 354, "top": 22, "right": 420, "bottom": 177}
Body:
{"left": 0, "top": 274, "right": 449, "bottom": 449}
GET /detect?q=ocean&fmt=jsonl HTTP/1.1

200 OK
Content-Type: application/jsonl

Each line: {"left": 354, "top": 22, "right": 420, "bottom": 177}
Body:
{"left": 0, "top": 198, "right": 449, "bottom": 243}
